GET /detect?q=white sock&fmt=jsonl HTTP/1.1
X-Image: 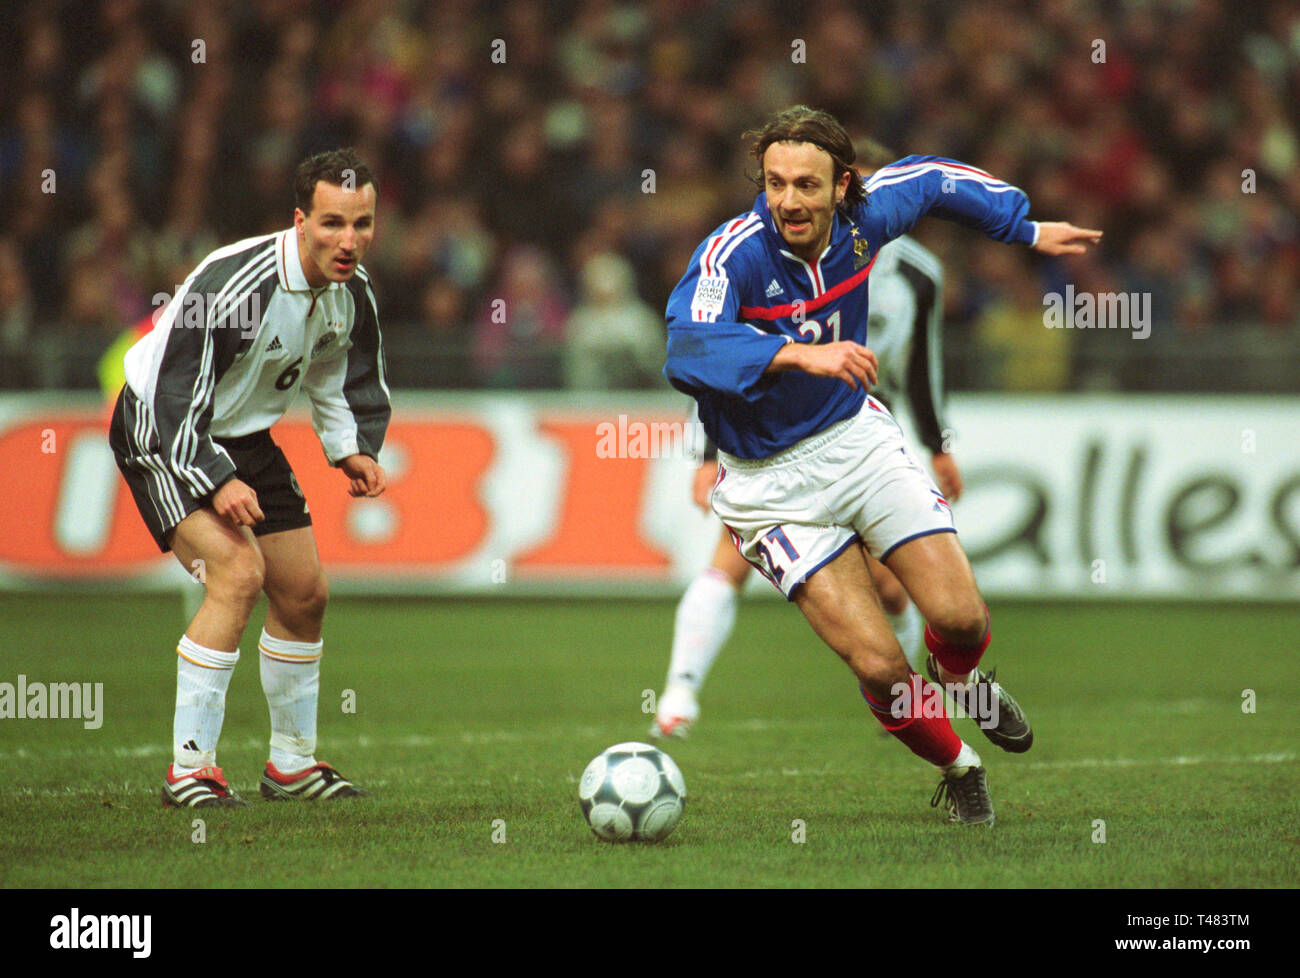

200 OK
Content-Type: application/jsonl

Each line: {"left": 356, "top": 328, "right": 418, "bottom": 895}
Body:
{"left": 173, "top": 636, "right": 239, "bottom": 774}
{"left": 666, "top": 569, "right": 738, "bottom": 694}
{"left": 943, "top": 741, "right": 982, "bottom": 774}
{"left": 258, "top": 629, "right": 322, "bottom": 775}
{"left": 887, "top": 602, "right": 926, "bottom": 673}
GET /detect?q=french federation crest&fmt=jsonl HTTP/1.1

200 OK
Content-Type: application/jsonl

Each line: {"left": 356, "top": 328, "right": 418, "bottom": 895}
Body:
{"left": 853, "top": 235, "right": 871, "bottom": 270}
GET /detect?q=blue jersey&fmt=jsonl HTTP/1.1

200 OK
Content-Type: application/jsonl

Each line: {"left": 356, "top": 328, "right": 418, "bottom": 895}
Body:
{"left": 664, "top": 155, "right": 1038, "bottom": 459}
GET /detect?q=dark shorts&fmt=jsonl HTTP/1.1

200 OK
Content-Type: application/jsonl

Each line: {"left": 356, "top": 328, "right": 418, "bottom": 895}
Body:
{"left": 109, "top": 387, "right": 313, "bottom": 553}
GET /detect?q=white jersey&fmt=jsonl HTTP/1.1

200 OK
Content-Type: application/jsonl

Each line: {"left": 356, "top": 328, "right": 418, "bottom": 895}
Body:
{"left": 122, "top": 229, "right": 390, "bottom": 499}
{"left": 864, "top": 235, "right": 947, "bottom": 454}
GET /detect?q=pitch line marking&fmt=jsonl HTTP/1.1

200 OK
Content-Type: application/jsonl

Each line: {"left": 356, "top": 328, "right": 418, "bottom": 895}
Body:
{"left": 1, "top": 744, "right": 1293, "bottom": 799}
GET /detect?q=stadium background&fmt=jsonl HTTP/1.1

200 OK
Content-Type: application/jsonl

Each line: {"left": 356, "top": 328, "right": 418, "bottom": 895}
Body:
{"left": 1, "top": 0, "right": 1298, "bottom": 895}
{"left": 1, "top": 0, "right": 1295, "bottom": 599}
{"left": 3, "top": 0, "right": 1299, "bottom": 393}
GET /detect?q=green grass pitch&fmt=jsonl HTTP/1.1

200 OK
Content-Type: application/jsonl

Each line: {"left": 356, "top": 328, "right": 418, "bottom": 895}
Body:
{"left": 1, "top": 593, "right": 1296, "bottom": 888}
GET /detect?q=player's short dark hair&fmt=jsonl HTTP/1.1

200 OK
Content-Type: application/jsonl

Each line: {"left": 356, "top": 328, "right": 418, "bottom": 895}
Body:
{"left": 745, "top": 106, "right": 867, "bottom": 211}
{"left": 294, "top": 148, "right": 378, "bottom": 213}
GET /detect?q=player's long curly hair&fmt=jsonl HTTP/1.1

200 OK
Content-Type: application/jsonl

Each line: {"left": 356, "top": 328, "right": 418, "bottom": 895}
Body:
{"left": 745, "top": 106, "right": 868, "bottom": 213}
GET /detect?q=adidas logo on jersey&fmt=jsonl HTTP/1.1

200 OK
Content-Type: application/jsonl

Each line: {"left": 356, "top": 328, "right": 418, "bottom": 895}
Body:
{"left": 766, "top": 279, "right": 784, "bottom": 298}
{"left": 266, "top": 336, "right": 282, "bottom": 352}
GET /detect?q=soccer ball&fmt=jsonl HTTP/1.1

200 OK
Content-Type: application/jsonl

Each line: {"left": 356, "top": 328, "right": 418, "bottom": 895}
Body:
{"left": 579, "top": 742, "right": 686, "bottom": 842}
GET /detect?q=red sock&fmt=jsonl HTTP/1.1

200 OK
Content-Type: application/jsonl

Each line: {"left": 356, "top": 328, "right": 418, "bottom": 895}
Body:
{"left": 861, "top": 673, "right": 962, "bottom": 767}
{"left": 924, "top": 611, "right": 991, "bottom": 676}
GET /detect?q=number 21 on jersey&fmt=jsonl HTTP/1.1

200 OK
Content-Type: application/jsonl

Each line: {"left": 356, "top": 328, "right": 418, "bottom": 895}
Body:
{"left": 798, "top": 309, "right": 841, "bottom": 343}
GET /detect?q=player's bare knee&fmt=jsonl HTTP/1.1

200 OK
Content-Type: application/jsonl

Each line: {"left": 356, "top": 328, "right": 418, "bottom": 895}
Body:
{"left": 270, "top": 571, "right": 328, "bottom": 629}
{"left": 232, "top": 559, "right": 266, "bottom": 605}
{"left": 928, "top": 601, "right": 987, "bottom": 647}
{"left": 858, "top": 654, "right": 910, "bottom": 703}
{"left": 201, "top": 539, "right": 264, "bottom": 602}
{"left": 302, "top": 572, "right": 329, "bottom": 623}
{"left": 847, "top": 644, "right": 907, "bottom": 689}
{"left": 878, "top": 579, "right": 908, "bottom": 616}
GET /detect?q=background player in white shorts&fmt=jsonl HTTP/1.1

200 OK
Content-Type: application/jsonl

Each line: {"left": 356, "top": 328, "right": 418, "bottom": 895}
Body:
{"left": 663, "top": 106, "right": 1101, "bottom": 825}
{"left": 109, "top": 148, "right": 389, "bottom": 807}
{"left": 652, "top": 140, "right": 962, "bottom": 740}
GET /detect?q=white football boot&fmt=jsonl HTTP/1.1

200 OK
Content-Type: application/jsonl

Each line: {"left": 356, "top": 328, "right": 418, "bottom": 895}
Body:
{"left": 650, "top": 683, "right": 699, "bottom": 740}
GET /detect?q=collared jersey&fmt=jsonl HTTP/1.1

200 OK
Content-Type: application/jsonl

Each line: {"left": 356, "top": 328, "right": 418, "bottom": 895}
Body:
{"left": 664, "top": 155, "right": 1036, "bottom": 459}
{"left": 122, "top": 228, "right": 390, "bottom": 501}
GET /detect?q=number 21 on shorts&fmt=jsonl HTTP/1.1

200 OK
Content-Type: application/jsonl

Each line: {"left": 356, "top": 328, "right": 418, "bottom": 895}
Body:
{"left": 755, "top": 526, "right": 800, "bottom": 583}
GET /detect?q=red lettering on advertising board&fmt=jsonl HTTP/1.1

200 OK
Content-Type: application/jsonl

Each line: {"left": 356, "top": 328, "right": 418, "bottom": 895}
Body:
{"left": 514, "top": 418, "right": 671, "bottom": 574}
{"left": 275, "top": 420, "right": 494, "bottom": 567}
{"left": 0, "top": 415, "right": 496, "bottom": 575}
{"left": 0, "top": 416, "right": 158, "bottom": 574}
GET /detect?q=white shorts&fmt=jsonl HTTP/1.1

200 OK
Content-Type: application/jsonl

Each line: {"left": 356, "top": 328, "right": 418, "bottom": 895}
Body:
{"left": 712, "top": 397, "right": 955, "bottom": 598}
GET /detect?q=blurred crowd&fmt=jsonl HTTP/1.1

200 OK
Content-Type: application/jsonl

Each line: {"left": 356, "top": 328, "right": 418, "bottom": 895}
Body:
{"left": 1, "top": 0, "right": 1297, "bottom": 391}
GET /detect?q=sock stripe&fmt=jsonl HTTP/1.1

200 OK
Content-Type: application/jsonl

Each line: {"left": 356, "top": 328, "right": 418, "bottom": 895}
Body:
{"left": 177, "top": 646, "right": 225, "bottom": 669}
{"left": 258, "top": 642, "right": 322, "bottom": 663}
{"left": 859, "top": 685, "right": 893, "bottom": 716}
{"left": 176, "top": 641, "right": 239, "bottom": 670}
{"left": 861, "top": 674, "right": 924, "bottom": 730}
{"left": 258, "top": 629, "right": 323, "bottom": 663}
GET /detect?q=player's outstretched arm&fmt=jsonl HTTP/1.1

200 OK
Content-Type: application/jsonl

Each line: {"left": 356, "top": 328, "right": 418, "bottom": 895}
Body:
{"left": 863, "top": 156, "right": 1104, "bottom": 258}
{"left": 1032, "top": 221, "right": 1103, "bottom": 256}
{"left": 340, "top": 453, "right": 386, "bottom": 497}
{"left": 765, "top": 340, "right": 879, "bottom": 390}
